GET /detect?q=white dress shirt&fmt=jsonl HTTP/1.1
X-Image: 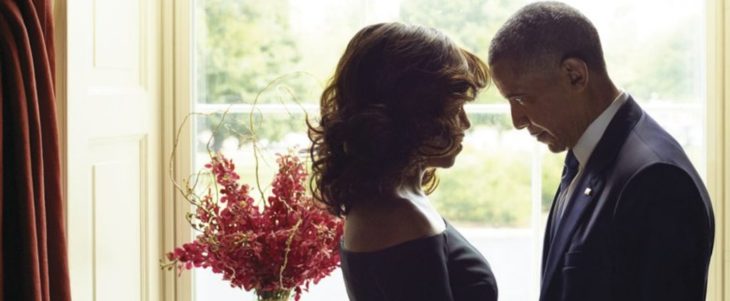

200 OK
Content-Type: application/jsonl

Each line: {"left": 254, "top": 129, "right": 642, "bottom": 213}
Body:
{"left": 558, "top": 91, "right": 629, "bottom": 218}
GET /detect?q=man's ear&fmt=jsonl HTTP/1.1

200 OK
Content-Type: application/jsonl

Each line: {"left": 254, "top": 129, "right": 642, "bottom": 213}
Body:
{"left": 561, "top": 57, "right": 589, "bottom": 90}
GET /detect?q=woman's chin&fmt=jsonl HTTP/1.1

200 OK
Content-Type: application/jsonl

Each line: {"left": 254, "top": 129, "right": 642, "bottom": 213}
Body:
{"left": 428, "top": 155, "right": 459, "bottom": 169}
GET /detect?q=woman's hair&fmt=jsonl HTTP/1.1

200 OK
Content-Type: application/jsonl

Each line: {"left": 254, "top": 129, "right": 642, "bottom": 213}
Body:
{"left": 308, "top": 22, "right": 489, "bottom": 216}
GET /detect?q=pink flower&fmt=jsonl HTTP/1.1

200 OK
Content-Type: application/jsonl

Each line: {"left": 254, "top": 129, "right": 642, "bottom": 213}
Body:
{"left": 164, "top": 152, "right": 343, "bottom": 300}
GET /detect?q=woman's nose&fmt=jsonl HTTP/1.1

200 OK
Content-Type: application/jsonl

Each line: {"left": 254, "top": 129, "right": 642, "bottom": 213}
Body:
{"left": 459, "top": 109, "right": 471, "bottom": 130}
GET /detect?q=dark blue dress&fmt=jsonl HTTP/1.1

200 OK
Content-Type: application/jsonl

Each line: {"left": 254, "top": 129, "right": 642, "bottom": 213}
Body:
{"left": 340, "top": 220, "right": 498, "bottom": 301}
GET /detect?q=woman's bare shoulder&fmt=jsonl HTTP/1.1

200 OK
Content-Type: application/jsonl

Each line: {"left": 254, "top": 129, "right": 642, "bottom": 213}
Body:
{"left": 342, "top": 201, "right": 445, "bottom": 252}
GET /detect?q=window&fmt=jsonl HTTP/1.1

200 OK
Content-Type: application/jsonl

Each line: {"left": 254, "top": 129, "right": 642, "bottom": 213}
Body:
{"left": 188, "top": 1, "right": 707, "bottom": 300}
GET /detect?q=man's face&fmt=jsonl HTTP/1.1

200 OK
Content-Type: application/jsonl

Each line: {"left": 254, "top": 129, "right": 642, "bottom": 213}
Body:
{"left": 490, "top": 60, "right": 579, "bottom": 153}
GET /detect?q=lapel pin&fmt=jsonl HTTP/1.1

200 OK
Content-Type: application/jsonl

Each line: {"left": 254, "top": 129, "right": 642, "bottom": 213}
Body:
{"left": 584, "top": 187, "right": 592, "bottom": 196}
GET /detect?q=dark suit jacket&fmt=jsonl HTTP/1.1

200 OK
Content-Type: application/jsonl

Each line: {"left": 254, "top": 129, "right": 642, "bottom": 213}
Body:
{"left": 540, "top": 97, "right": 715, "bottom": 301}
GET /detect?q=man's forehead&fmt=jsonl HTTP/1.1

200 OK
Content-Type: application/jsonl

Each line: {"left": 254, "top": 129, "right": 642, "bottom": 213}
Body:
{"left": 492, "top": 60, "right": 533, "bottom": 82}
{"left": 495, "top": 62, "right": 553, "bottom": 85}
{"left": 491, "top": 63, "right": 526, "bottom": 90}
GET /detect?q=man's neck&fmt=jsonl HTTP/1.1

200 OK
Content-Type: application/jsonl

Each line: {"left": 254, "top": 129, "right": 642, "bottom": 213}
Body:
{"left": 586, "top": 79, "right": 620, "bottom": 122}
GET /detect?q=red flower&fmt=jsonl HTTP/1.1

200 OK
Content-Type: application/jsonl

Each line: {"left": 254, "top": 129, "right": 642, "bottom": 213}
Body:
{"left": 164, "top": 152, "right": 343, "bottom": 300}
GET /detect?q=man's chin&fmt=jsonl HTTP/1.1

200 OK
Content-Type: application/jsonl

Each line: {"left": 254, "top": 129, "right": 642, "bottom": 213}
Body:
{"left": 533, "top": 133, "right": 566, "bottom": 153}
{"left": 546, "top": 142, "right": 567, "bottom": 153}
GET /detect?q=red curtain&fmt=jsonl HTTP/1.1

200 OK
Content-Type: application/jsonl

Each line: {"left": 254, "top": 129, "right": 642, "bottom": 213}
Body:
{"left": 0, "top": 0, "right": 72, "bottom": 300}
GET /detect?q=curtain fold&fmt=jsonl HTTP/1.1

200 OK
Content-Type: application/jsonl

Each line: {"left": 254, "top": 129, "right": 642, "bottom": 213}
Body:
{"left": 0, "top": 0, "right": 71, "bottom": 300}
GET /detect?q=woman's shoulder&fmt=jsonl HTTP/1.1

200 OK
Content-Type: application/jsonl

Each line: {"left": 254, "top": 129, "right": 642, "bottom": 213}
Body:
{"left": 342, "top": 201, "right": 446, "bottom": 253}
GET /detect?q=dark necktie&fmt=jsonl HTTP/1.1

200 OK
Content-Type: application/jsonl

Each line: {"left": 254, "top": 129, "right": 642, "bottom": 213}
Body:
{"left": 550, "top": 150, "right": 579, "bottom": 240}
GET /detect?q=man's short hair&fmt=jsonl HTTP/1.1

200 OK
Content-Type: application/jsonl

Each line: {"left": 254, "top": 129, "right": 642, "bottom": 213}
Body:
{"left": 488, "top": 1, "right": 607, "bottom": 74}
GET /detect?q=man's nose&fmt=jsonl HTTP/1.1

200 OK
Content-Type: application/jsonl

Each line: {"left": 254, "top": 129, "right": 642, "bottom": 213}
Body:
{"left": 510, "top": 103, "right": 529, "bottom": 130}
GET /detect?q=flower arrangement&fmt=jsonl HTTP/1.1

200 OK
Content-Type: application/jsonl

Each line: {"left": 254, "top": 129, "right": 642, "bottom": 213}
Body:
{"left": 162, "top": 149, "right": 343, "bottom": 301}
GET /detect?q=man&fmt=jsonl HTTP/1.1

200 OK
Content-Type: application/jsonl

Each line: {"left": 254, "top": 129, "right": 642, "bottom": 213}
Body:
{"left": 487, "top": 2, "right": 714, "bottom": 301}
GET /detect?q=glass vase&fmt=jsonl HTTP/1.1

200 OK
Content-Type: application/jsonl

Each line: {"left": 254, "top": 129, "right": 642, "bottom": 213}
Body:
{"left": 255, "top": 289, "right": 291, "bottom": 301}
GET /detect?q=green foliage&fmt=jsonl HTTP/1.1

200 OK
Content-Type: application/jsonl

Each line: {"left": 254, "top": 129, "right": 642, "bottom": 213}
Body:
{"left": 197, "top": 0, "right": 304, "bottom": 104}
{"left": 541, "top": 152, "right": 563, "bottom": 212}
{"left": 431, "top": 147, "right": 532, "bottom": 227}
{"left": 430, "top": 143, "right": 565, "bottom": 227}
{"left": 196, "top": 0, "right": 320, "bottom": 151}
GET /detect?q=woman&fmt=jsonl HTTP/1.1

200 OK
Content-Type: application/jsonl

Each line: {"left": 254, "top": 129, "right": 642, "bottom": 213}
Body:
{"left": 309, "top": 22, "right": 497, "bottom": 301}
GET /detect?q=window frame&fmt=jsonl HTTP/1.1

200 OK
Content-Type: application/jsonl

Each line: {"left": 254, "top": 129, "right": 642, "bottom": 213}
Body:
{"left": 704, "top": 0, "right": 728, "bottom": 299}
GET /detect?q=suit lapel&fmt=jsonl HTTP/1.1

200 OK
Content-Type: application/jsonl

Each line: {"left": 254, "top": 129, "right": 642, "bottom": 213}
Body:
{"left": 540, "top": 97, "right": 644, "bottom": 298}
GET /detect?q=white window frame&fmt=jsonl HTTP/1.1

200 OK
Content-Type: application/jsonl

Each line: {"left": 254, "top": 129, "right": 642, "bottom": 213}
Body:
{"left": 705, "top": 0, "right": 728, "bottom": 299}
